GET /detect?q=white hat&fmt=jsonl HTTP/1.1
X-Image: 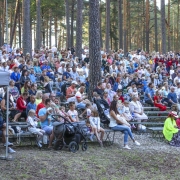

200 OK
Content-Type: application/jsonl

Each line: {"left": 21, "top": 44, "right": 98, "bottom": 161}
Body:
{"left": 72, "top": 81, "right": 78, "bottom": 85}
{"left": 169, "top": 111, "right": 178, "bottom": 118}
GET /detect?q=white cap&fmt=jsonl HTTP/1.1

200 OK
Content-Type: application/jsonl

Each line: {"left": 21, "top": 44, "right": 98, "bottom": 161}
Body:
{"left": 72, "top": 81, "right": 78, "bottom": 85}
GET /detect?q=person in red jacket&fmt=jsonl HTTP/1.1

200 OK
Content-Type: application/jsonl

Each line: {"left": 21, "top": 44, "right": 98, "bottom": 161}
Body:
{"left": 16, "top": 92, "right": 28, "bottom": 119}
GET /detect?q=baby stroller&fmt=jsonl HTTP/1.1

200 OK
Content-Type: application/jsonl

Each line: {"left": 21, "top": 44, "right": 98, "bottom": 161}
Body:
{"left": 93, "top": 98, "right": 110, "bottom": 125}
{"left": 52, "top": 115, "right": 87, "bottom": 153}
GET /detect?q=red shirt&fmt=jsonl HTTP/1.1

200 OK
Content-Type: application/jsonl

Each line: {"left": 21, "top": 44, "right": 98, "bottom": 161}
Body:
{"left": 16, "top": 96, "right": 26, "bottom": 112}
{"left": 119, "top": 96, "right": 124, "bottom": 103}
{"left": 176, "top": 118, "right": 180, "bottom": 129}
{"left": 154, "top": 58, "right": 159, "bottom": 64}
{"left": 36, "top": 102, "right": 45, "bottom": 116}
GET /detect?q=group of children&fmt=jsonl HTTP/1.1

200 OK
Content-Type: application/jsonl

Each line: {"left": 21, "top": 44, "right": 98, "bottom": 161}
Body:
{"left": 26, "top": 100, "right": 105, "bottom": 148}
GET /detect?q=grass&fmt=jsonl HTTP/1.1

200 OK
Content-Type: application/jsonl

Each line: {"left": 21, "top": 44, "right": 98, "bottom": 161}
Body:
{"left": 0, "top": 137, "right": 180, "bottom": 180}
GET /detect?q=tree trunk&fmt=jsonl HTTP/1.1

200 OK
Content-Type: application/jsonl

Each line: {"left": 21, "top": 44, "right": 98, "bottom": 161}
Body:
{"left": 88, "top": 0, "right": 101, "bottom": 100}
{"left": 154, "top": 0, "right": 158, "bottom": 52}
{"left": 99, "top": 0, "right": 103, "bottom": 48}
{"left": 71, "top": 0, "right": 75, "bottom": 48}
{"left": 76, "top": 0, "right": 83, "bottom": 59}
{"left": 142, "top": 0, "right": 146, "bottom": 50}
{"left": 167, "top": 0, "right": 170, "bottom": 51}
{"left": 105, "top": 0, "right": 110, "bottom": 53}
{"left": 22, "top": 0, "right": 31, "bottom": 55}
{"left": 118, "top": 0, "right": 123, "bottom": 49}
{"left": 161, "top": 0, "right": 166, "bottom": 54}
{"left": 146, "top": 0, "right": 150, "bottom": 52}
{"left": 46, "top": 20, "right": 48, "bottom": 47}
{"left": 18, "top": 6, "right": 22, "bottom": 48}
{"left": 2, "top": 0, "right": 5, "bottom": 44}
{"left": 177, "top": 0, "right": 179, "bottom": 52}
{"left": 55, "top": 16, "right": 57, "bottom": 47}
{"left": 36, "top": 0, "right": 41, "bottom": 50}
{"left": 123, "top": 0, "right": 127, "bottom": 54}
{"left": 49, "top": 10, "right": 52, "bottom": 48}
{"left": 65, "top": 0, "right": 71, "bottom": 49}
{"left": 10, "top": 0, "right": 20, "bottom": 47}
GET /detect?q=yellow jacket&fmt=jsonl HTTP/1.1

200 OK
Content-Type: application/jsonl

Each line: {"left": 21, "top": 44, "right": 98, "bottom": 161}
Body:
{"left": 163, "top": 117, "right": 179, "bottom": 141}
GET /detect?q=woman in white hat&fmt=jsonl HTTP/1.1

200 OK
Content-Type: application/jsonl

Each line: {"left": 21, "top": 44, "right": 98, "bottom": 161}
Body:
{"left": 163, "top": 111, "right": 180, "bottom": 146}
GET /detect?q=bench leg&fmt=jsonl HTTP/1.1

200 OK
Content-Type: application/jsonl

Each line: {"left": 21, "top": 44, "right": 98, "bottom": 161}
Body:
{"left": 104, "top": 131, "right": 115, "bottom": 146}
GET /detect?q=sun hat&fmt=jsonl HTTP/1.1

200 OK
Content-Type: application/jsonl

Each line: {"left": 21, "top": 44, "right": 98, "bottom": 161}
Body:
{"left": 169, "top": 111, "right": 178, "bottom": 118}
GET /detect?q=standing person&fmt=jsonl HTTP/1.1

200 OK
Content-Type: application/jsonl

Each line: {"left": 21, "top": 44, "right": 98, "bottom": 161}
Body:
{"left": 38, "top": 98, "right": 54, "bottom": 149}
{"left": 109, "top": 100, "right": 140, "bottom": 150}
{"left": 153, "top": 91, "right": 167, "bottom": 111}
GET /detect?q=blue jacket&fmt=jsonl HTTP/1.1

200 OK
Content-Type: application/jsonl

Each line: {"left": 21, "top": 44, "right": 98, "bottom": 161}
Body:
{"left": 10, "top": 72, "right": 21, "bottom": 82}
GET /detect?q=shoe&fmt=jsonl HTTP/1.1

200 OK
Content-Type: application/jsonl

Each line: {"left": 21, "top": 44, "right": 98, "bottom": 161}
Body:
{"left": 134, "top": 141, "right": 140, "bottom": 146}
{"left": 99, "top": 141, "right": 103, "bottom": 147}
{"left": 8, "top": 147, "right": 16, "bottom": 153}
{"left": 36, "top": 141, "right": 42, "bottom": 148}
{"left": 4, "top": 142, "right": 13, "bottom": 147}
{"left": 89, "top": 134, "right": 94, "bottom": 142}
{"left": 123, "top": 145, "right": 131, "bottom": 150}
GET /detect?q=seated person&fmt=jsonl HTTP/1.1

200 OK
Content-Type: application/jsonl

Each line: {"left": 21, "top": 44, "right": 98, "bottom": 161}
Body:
{"left": 67, "top": 102, "right": 79, "bottom": 122}
{"left": 167, "top": 86, "right": 178, "bottom": 108}
{"left": 38, "top": 98, "right": 54, "bottom": 149}
{"left": 144, "top": 83, "right": 155, "bottom": 107}
{"left": 163, "top": 111, "right": 180, "bottom": 146}
{"left": 153, "top": 90, "right": 166, "bottom": 111}
{"left": 66, "top": 81, "right": 77, "bottom": 102}
{"left": 89, "top": 110, "right": 105, "bottom": 146}
{"left": 27, "top": 109, "right": 45, "bottom": 148}
{"left": 129, "top": 95, "right": 148, "bottom": 130}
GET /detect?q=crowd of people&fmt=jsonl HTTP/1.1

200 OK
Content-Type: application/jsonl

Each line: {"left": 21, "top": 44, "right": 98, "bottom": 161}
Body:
{"left": 1, "top": 45, "right": 180, "bottom": 152}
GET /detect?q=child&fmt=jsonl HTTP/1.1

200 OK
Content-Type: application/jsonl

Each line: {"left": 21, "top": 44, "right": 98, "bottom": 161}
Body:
{"left": 86, "top": 119, "right": 95, "bottom": 141}
{"left": 79, "top": 103, "right": 91, "bottom": 119}
{"left": 58, "top": 106, "right": 70, "bottom": 122}
{"left": 27, "top": 109, "right": 45, "bottom": 148}
{"left": 67, "top": 101, "right": 79, "bottom": 122}
{"left": 89, "top": 110, "right": 105, "bottom": 147}
{"left": 47, "top": 107, "right": 53, "bottom": 126}
{"left": 123, "top": 101, "right": 133, "bottom": 121}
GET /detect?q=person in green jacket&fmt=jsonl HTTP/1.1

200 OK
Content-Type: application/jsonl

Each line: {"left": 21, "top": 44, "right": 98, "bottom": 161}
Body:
{"left": 163, "top": 111, "right": 180, "bottom": 146}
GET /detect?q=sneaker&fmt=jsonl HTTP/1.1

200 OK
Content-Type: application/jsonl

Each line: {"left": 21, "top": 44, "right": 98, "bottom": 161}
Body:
{"left": 123, "top": 145, "right": 131, "bottom": 150}
{"left": 134, "top": 141, "right": 140, "bottom": 146}
{"left": 8, "top": 147, "right": 16, "bottom": 154}
{"left": 36, "top": 141, "right": 42, "bottom": 148}
{"left": 4, "top": 142, "right": 13, "bottom": 147}
{"left": 89, "top": 134, "right": 94, "bottom": 142}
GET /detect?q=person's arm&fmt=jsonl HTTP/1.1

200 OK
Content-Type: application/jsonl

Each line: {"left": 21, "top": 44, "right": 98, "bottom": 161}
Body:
{"left": 110, "top": 110, "right": 130, "bottom": 127}
{"left": 38, "top": 110, "right": 47, "bottom": 122}
{"left": 89, "top": 117, "right": 96, "bottom": 128}
{"left": 1, "top": 99, "right": 6, "bottom": 111}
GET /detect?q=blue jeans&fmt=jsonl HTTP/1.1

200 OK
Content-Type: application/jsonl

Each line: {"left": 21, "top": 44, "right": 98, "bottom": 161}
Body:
{"left": 76, "top": 102, "right": 86, "bottom": 109}
{"left": 111, "top": 125, "right": 134, "bottom": 144}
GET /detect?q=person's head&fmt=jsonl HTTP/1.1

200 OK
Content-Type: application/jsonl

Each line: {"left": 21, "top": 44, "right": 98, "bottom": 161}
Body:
{"left": 31, "top": 83, "right": 37, "bottom": 91}
{"left": 36, "top": 90, "right": 42, "bottom": 99}
{"left": 124, "top": 100, "right": 129, "bottom": 107}
{"left": 168, "top": 111, "right": 178, "bottom": 120}
{"left": 69, "top": 101, "right": 75, "bottom": 110}
{"left": 110, "top": 100, "right": 118, "bottom": 114}
{"left": 91, "top": 110, "right": 99, "bottom": 117}
{"left": 116, "top": 89, "right": 122, "bottom": 96}
{"left": 97, "top": 82, "right": 102, "bottom": 89}
{"left": 50, "top": 93, "right": 56, "bottom": 101}
{"left": 131, "top": 95, "right": 138, "bottom": 102}
{"left": 85, "top": 103, "right": 91, "bottom": 109}
{"left": 103, "top": 91, "right": 108, "bottom": 98}
{"left": 79, "top": 86, "right": 85, "bottom": 93}
{"left": 28, "top": 109, "right": 36, "bottom": 117}
{"left": 71, "top": 81, "right": 78, "bottom": 88}
{"left": 30, "top": 95, "right": 36, "bottom": 103}
{"left": 42, "top": 94, "right": 49, "bottom": 103}
{"left": 148, "top": 82, "right": 154, "bottom": 89}
{"left": 170, "top": 86, "right": 175, "bottom": 92}
{"left": 113, "top": 94, "right": 119, "bottom": 101}
{"left": 22, "top": 70, "right": 28, "bottom": 76}
{"left": 45, "top": 98, "right": 51, "bottom": 107}
{"left": 59, "top": 106, "right": 65, "bottom": 111}
{"left": 9, "top": 80, "right": 15, "bottom": 86}
{"left": 54, "top": 98, "right": 60, "bottom": 105}
{"left": 22, "top": 92, "right": 29, "bottom": 100}
{"left": 133, "top": 87, "right": 137, "bottom": 92}
{"left": 44, "top": 76, "right": 50, "bottom": 83}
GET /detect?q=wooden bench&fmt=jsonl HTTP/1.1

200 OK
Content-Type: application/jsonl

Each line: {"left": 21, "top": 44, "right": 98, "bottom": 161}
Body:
{"left": 147, "top": 127, "right": 164, "bottom": 139}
